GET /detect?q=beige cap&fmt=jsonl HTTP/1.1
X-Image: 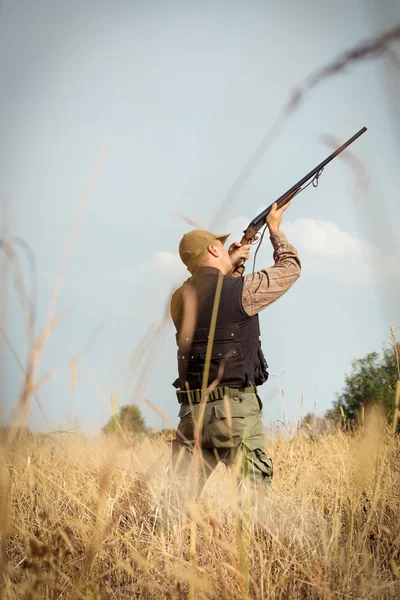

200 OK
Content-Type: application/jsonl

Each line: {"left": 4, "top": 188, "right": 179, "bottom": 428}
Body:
{"left": 179, "top": 229, "right": 230, "bottom": 273}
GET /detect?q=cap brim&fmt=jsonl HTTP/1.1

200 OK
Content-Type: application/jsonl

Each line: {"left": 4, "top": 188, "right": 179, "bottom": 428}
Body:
{"left": 215, "top": 233, "right": 231, "bottom": 246}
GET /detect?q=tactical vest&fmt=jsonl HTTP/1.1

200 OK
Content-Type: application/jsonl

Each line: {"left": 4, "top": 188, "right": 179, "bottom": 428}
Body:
{"left": 171, "top": 267, "right": 269, "bottom": 390}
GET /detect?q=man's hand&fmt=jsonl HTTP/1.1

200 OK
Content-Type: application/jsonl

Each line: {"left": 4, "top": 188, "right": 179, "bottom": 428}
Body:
{"left": 228, "top": 241, "right": 251, "bottom": 268}
{"left": 266, "top": 201, "right": 291, "bottom": 233}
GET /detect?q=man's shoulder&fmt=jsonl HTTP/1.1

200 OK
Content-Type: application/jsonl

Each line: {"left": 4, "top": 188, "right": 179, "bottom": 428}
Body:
{"left": 170, "top": 273, "right": 242, "bottom": 313}
{"left": 223, "top": 273, "right": 245, "bottom": 290}
{"left": 170, "top": 278, "right": 193, "bottom": 323}
{"left": 171, "top": 276, "right": 192, "bottom": 302}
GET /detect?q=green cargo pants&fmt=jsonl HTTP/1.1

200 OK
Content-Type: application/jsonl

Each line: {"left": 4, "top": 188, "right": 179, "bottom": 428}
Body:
{"left": 171, "top": 391, "right": 273, "bottom": 510}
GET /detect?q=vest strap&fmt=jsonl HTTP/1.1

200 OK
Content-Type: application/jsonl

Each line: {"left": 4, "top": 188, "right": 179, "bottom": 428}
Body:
{"left": 176, "top": 385, "right": 257, "bottom": 404}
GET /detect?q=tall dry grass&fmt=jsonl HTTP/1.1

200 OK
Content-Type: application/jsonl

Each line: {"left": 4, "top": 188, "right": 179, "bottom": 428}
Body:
{"left": 1, "top": 411, "right": 400, "bottom": 599}
{"left": 2, "top": 24, "right": 400, "bottom": 600}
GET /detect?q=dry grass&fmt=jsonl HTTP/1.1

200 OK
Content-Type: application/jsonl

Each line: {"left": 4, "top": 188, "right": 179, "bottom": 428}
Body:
{"left": 1, "top": 24, "right": 400, "bottom": 600}
{"left": 1, "top": 411, "right": 400, "bottom": 599}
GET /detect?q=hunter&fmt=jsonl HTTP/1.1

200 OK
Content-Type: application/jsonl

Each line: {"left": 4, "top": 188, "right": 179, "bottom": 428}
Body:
{"left": 170, "top": 201, "right": 300, "bottom": 508}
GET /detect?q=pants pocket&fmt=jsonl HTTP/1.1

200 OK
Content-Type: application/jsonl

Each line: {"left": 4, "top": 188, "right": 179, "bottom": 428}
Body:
{"left": 244, "top": 446, "right": 273, "bottom": 484}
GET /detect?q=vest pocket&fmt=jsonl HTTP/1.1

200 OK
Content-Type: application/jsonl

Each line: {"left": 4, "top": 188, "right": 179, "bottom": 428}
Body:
{"left": 199, "top": 342, "right": 242, "bottom": 361}
{"left": 178, "top": 339, "right": 246, "bottom": 389}
{"left": 254, "top": 345, "right": 269, "bottom": 385}
{"left": 199, "top": 342, "right": 244, "bottom": 387}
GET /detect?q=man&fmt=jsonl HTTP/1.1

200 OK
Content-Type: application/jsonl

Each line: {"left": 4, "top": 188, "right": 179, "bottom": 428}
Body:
{"left": 169, "top": 201, "right": 300, "bottom": 507}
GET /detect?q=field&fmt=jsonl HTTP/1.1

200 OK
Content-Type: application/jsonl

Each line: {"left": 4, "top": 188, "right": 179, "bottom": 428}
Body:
{"left": 1, "top": 412, "right": 400, "bottom": 599}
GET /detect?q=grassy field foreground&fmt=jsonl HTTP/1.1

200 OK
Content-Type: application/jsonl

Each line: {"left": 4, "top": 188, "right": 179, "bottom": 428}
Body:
{"left": 1, "top": 415, "right": 400, "bottom": 599}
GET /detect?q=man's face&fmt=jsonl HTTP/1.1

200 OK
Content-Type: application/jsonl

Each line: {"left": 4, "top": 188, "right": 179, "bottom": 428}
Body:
{"left": 214, "top": 240, "right": 232, "bottom": 273}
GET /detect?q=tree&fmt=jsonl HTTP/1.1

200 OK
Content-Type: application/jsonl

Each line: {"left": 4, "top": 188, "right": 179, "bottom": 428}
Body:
{"left": 298, "top": 412, "right": 330, "bottom": 436}
{"left": 102, "top": 404, "right": 147, "bottom": 436}
{"left": 326, "top": 344, "right": 400, "bottom": 426}
{"left": 150, "top": 428, "right": 176, "bottom": 441}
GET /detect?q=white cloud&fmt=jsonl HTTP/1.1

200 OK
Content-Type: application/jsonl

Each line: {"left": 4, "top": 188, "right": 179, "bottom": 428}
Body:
{"left": 153, "top": 251, "right": 182, "bottom": 270}
{"left": 89, "top": 253, "right": 186, "bottom": 287}
{"left": 279, "top": 218, "right": 373, "bottom": 283}
{"left": 284, "top": 218, "right": 400, "bottom": 283}
{"left": 151, "top": 251, "right": 187, "bottom": 280}
{"left": 284, "top": 218, "right": 366, "bottom": 258}
{"left": 144, "top": 218, "right": 399, "bottom": 286}
{"left": 94, "top": 266, "right": 138, "bottom": 286}
{"left": 227, "top": 215, "right": 369, "bottom": 259}
{"left": 226, "top": 214, "right": 399, "bottom": 284}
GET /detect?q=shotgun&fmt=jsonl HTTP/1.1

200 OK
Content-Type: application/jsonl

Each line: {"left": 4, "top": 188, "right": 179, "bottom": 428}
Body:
{"left": 240, "top": 126, "right": 367, "bottom": 245}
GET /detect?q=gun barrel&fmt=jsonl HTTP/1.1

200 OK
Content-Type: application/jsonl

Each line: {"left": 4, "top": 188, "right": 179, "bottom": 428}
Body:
{"left": 249, "top": 126, "right": 367, "bottom": 230}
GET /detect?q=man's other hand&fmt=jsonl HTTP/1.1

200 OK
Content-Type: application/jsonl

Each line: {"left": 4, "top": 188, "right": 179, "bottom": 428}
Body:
{"left": 228, "top": 242, "right": 251, "bottom": 268}
{"left": 266, "top": 201, "right": 291, "bottom": 233}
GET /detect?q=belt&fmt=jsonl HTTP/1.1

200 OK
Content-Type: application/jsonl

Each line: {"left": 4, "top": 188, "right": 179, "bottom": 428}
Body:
{"left": 176, "top": 385, "right": 257, "bottom": 404}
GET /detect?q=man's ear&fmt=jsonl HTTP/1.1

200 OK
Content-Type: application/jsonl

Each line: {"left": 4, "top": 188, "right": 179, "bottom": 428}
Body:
{"left": 207, "top": 243, "right": 219, "bottom": 258}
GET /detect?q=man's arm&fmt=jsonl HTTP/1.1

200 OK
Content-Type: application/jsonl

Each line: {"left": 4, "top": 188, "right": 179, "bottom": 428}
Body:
{"left": 241, "top": 230, "right": 301, "bottom": 316}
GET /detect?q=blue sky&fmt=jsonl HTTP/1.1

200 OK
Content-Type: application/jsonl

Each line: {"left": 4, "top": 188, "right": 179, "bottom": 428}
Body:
{"left": 1, "top": 0, "right": 399, "bottom": 434}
